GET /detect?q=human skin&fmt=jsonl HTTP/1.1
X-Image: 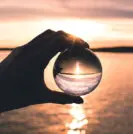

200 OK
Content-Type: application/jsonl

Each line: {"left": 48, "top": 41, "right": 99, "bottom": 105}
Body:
{"left": 0, "top": 30, "right": 89, "bottom": 113}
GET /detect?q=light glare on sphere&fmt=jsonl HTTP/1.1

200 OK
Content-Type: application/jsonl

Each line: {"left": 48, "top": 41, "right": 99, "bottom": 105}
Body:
{"left": 53, "top": 46, "right": 102, "bottom": 96}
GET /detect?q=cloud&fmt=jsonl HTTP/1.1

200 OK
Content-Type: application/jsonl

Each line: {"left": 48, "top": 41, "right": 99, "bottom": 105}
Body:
{"left": 0, "top": 0, "right": 133, "bottom": 21}
{"left": 0, "top": 7, "right": 52, "bottom": 21}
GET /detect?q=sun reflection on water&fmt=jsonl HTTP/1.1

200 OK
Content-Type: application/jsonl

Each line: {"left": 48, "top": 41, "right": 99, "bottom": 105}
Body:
{"left": 66, "top": 101, "right": 88, "bottom": 134}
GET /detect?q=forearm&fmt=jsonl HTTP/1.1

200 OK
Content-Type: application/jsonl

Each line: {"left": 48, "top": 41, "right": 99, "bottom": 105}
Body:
{"left": 0, "top": 69, "right": 26, "bottom": 113}
{"left": 0, "top": 49, "right": 31, "bottom": 112}
{"left": 0, "top": 74, "right": 32, "bottom": 113}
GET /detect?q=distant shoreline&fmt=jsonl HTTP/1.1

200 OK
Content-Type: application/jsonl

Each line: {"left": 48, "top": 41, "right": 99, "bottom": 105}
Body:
{"left": 0, "top": 47, "right": 133, "bottom": 53}
{"left": 0, "top": 48, "right": 14, "bottom": 51}
{"left": 91, "top": 47, "right": 133, "bottom": 53}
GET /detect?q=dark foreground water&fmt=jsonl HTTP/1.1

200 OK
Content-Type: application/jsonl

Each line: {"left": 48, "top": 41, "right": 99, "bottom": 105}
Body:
{"left": 0, "top": 51, "right": 133, "bottom": 134}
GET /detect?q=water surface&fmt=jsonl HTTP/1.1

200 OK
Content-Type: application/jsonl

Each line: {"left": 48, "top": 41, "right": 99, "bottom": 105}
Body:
{"left": 0, "top": 51, "right": 133, "bottom": 134}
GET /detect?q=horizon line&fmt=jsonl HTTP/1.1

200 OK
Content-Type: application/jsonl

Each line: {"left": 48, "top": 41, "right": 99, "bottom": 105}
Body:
{"left": 1, "top": 46, "right": 133, "bottom": 53}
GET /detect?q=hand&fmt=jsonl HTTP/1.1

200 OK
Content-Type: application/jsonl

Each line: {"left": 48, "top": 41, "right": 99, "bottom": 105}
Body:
{"left": 0, "top": 29, "right": 89, "bottom": 112}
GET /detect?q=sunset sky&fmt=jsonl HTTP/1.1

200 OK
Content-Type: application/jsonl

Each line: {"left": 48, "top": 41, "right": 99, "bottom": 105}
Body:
{"left": 0, "top": 0, "right": 133, "bottom": 48}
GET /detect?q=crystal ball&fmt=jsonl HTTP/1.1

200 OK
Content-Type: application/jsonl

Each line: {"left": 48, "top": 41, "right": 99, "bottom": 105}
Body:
{"left": 53, "top": 46, "right": 102, "bottom": 96}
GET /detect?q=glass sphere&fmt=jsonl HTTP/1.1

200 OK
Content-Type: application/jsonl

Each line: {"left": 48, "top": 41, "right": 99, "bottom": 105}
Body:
{"left": 53, "top": 46, "right": 102, "bottom": 96}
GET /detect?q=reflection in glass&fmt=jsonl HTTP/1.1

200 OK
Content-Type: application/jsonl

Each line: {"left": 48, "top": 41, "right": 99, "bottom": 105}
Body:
{"left": 53, "top": 46, "right": 102, "bottom": 96}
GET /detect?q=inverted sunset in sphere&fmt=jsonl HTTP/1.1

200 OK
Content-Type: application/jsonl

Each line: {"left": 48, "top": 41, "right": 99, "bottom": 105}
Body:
{"left": 53, "top": 46, "right": 102, "bottom": 96}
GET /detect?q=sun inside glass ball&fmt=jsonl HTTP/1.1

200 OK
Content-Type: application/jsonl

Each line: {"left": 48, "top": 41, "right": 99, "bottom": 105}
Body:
{"left": 53, "top": 46, "right": 102, "bottom": 96}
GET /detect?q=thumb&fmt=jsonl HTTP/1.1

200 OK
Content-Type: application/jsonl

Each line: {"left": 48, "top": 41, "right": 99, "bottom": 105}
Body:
{"left": 47, "top": 91, "right": 84, "bottom": 104}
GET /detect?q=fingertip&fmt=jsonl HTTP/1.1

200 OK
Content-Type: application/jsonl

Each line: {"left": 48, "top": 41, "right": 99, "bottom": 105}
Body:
{"left": 57, "top": 30, "right": 75, "bottom": 40}
{"left": 72, "top": 96, "right": 84, "bottom": 104}
{"left": 57, "top": 30, "right": 68, "bottom": 35}
{"left": 84, "top": 42, "right": 90, "bottom": 48}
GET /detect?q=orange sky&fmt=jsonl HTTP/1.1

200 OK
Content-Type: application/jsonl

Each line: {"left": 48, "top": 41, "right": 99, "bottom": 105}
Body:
{"left": 0, "top": 0, "right": 133, "bottom": 48}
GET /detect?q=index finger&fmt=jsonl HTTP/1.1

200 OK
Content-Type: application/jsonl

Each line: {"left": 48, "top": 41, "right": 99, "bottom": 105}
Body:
{"left": 56, "top": 30, "right": 89, "bottom": 49}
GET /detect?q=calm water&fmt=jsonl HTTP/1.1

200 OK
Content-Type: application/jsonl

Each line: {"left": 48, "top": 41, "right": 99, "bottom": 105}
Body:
{"left": 0, "top": 51, "right": 133, "bottom": 134}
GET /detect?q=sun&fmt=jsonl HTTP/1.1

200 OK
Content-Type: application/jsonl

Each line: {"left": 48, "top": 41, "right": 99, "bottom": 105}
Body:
{"left": 42, "top": 19, "right": 108, "bottom": 42}
{"left": 75, "top": 62, "right": 80, "bottom": 75}
{"left": 61, "top": 20, "right": 107, "bottom": 42}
